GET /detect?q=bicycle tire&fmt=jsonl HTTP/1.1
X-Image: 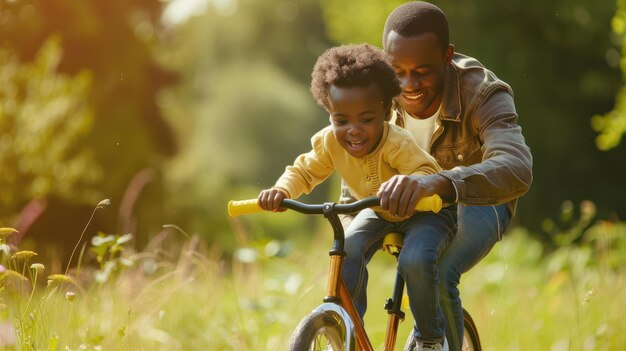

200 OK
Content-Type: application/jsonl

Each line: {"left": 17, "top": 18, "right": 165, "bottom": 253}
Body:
{"left": 461, "top": 308, "right": 481, "bottom": 351}
{"left": 289, "top": 310, "right": 352, "bottom": 351}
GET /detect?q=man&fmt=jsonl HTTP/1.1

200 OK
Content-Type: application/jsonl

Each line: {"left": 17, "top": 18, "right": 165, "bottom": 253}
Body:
{"left": 341, "top": 2, "right": 533, "bottom": 351}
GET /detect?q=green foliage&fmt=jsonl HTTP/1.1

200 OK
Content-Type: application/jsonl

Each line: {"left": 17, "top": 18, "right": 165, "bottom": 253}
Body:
{"left": 160, "top": 0, "right": 333, "bottom": 248}
{"left": 0, "top": 0, "right": 177, "bottom": 245}
{"left": 4, "top": 218, "right": 626, "bottom": 349}
{"left": 0, "top": 221, "right": 139, "bottom": 349}
{"left": 0, "top": 39, "right": 101, "bottom": 222}
{"left": 90, "top": 232, "right": 134, "bottom": 283}
{"left": 320, "top": 0, "right": 405, "bottom": 46}
{"left": 592, "top": 1, "right": 626, "bottom": 150}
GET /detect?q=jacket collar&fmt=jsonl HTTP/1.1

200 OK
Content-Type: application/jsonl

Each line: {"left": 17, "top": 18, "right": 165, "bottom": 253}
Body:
{"left": 441, "top": 62, "right": 461, "bottom": 122}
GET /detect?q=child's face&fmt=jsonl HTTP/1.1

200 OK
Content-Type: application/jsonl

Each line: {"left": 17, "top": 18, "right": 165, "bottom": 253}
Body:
{"left": 327, "top": 83, "right": 387, "bottom": 158}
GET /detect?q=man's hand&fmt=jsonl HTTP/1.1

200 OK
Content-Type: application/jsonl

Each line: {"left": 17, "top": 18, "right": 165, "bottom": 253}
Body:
{"left": 258, "top": 188, "right": 288, "bottom": 212}
{"left": 377, "top": 174, "right": 455, "bottom": 217}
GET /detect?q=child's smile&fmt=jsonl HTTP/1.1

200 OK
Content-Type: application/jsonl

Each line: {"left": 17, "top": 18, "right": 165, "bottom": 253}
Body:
{"left": 327, "top": 83, "right": 387, "bottom": 158}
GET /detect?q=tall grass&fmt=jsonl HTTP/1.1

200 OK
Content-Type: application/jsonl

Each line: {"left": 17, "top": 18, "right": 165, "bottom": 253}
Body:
{"left": 1, "top": 209, "right": 624, "bottom": 350}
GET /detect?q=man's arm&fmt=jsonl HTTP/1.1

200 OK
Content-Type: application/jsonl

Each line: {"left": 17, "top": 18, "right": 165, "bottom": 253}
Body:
{"left": 379, "top": 91, "right": 532, "bottom": 217}
{"left": 438, "top": 91, "right": 533, "bottom": 205}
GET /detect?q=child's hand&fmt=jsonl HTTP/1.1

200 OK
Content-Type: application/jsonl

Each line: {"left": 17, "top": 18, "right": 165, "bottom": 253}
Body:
{"left": 258, "top": 188, "right": 288, "bottom": 212}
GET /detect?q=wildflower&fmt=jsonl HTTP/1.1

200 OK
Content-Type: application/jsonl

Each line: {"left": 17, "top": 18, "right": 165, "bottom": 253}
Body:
{"left": 47, "top": 274, "right": 75, "bottom": 286}
{"left": 2, "top": 270, "right": 27, "bottom": 281}
{"left": 97, "top": 199, "right": 111, "bottom": 208}
{"left": 580, "top": 200, "right": 596, "bottom": 220}
{"left": 65, "top": 291, "right": 76, "bottom": 302}
{"left": 0, "top": 228, "right": 18, "bottom": 240}
{"left": 30, "top": 263, "right": 45, "bottom": 271}
{"left": 10, "top": 251, "right": 37, "bottom": 261}
{"left": 582, "top": 288, "right": 596, "bottom": 305}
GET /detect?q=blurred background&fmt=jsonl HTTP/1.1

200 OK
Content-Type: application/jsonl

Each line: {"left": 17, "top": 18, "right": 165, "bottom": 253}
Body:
{"left": 1, "top": 0, "right": 625, "bottom": 264}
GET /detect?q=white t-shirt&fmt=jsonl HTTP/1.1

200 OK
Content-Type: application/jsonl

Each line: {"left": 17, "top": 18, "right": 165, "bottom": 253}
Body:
{"left": 402, "top": 106, "right": 441, "bottom": 153}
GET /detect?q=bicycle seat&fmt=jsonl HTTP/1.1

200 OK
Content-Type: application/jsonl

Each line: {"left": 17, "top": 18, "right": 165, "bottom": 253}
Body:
{"left": 382, "top": 232, "right": 403, "bottom": 256}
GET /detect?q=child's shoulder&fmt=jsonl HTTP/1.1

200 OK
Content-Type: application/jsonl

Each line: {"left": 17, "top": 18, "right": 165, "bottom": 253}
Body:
{"left": 310, "top": 125, "right": 340, "bottom": 152}
{"left": 386, "top": 123, "right": 416, "bottom": 143}
{"left": 311, "top": 125, "right": 335, "bottom": 142}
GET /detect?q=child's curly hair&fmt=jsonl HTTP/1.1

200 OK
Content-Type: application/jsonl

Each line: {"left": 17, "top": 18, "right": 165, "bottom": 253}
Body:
{"left": 310, "top": 44, "right": 401, "bottom": 110}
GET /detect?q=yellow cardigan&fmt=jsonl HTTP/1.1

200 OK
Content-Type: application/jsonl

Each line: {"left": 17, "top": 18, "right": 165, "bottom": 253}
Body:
{"left": 274, "top": 122, "right": 441, "bottom": 221}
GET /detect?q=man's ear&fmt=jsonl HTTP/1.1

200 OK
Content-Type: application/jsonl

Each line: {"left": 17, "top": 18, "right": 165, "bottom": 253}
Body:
{"left": 443, "top": 44, "right": 455, "bottom": 65}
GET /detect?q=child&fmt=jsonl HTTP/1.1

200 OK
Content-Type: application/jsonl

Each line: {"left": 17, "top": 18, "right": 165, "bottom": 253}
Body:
{"left": 258, "top": 44, "right": 455, "bottom": 350}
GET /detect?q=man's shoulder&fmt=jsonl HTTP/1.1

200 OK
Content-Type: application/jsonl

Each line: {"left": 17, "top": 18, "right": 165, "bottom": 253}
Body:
{"left": 451, "top": 53, "right": 513, "bottom": 96}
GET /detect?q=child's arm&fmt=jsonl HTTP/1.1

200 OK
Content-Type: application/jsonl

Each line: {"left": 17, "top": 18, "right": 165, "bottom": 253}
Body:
{"left": 259, "top": 128, "right": 335, "bottom": 211}
{"left": 273, "top": 128, "right": 335, "bottom": 199}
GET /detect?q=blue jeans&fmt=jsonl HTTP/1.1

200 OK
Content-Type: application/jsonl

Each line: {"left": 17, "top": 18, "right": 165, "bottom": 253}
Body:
{"left": 342, "top": 206, "right": 457, "bottom": 344}
{"left": 439, "top": 204, "right": 510, "bottom": 351}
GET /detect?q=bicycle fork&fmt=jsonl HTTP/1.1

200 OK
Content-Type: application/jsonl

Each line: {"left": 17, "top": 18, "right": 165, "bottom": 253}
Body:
{"left": 323, "top": 204, "right": 374, "bottom": 351}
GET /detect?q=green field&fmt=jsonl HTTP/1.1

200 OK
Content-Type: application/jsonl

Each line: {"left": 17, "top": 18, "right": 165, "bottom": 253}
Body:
{"left": 1, "top": 220, "right": 625, "bottom": 350}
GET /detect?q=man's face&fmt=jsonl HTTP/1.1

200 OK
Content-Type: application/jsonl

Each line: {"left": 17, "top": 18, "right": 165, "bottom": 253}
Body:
{"left": 327, "top": 83, "right": 387, "bottom": 158}
{"left": 385, "top": 31, "right": 452, "bottom": 119}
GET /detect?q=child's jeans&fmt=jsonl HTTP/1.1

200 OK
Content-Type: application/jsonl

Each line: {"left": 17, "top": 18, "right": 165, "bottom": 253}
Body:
{"left": 342, "top": 205, "right": 457, "bottom": 344}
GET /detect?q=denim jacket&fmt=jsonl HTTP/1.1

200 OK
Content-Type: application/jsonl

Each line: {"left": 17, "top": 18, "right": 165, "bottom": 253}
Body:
{"left": 341, "top": 53, "right": 533, "bottom": 216}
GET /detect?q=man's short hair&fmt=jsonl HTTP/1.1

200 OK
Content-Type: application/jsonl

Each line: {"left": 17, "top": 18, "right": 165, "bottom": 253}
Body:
{"left": 382, "top": 1, "right": 449, "bottom": 51}
{"left": 310, "top": 44, "right": 401, "bottom": 110}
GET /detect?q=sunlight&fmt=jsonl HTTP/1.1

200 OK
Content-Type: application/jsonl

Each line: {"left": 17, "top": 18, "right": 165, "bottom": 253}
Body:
{"left": 162, "top": 0, "right": 210, "bottom": 25}
{"left": 162, "top": 0, "right": 237, "bottom": 25}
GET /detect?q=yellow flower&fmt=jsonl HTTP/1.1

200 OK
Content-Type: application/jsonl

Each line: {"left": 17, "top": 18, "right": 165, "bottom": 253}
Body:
{"left": 47, "top": 274, "right": 75, "bottom": 286}
{"left": 10, "top": 251, "right": 38, "bottom": 261}
{"left": 0, "top": 228, "right": 18, "bottom": 240}
{"left": 2, "top": 269, "right": 28, "bottom": 281}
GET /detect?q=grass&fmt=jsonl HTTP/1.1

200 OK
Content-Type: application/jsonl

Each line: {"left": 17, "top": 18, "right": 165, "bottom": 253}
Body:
{"left": 1, "top": 209, "right": 625, "bottom": 350}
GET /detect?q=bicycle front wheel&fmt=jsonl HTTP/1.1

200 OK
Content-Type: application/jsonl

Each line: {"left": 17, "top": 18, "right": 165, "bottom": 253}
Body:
{"left": 289, "top": 310, "right": 352, "bottom": 351}
{"left": 461, "top": 308, "right": 481, "bottom": 351}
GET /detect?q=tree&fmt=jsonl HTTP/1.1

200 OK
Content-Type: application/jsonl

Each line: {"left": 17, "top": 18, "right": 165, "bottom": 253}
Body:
{"left": 157, "top": 0, "right": 333, "bottom": 248}
{"left": 0, "top": 0, "right": 178, "bottom": 258}
{"left": 592, "top": 0, "right": 626, "bottom": 150}
{"left": 0, "top": 38, "right": 100, "bottom": 225}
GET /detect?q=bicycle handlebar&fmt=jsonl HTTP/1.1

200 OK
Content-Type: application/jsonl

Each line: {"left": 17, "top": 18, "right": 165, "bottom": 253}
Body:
{"left": 227, "top": 195, "right": 442, "bottom": 217}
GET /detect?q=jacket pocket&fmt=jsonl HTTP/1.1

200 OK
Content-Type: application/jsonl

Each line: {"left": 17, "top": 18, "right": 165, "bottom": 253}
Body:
{"left": 432, "top": 136, "right": 482, "bottom": 169}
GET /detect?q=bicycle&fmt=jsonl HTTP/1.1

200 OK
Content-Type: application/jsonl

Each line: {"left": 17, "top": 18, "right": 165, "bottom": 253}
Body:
{"left": 228, "top": 195, "right": 481, "bottom": 351}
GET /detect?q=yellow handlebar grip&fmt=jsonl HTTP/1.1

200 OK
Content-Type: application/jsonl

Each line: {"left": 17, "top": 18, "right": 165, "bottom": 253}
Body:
{"left": 414, "top": 195, "right": 443, "bottom": 213}
{"left": 228, "top": 199, "right": 262, "bottom": 217}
